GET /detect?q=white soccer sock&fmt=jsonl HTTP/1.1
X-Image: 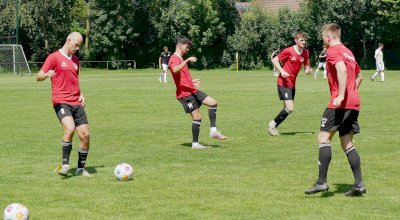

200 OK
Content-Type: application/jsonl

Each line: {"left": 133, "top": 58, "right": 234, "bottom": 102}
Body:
{"left": 210, "top": 127, "right": 217, "bottom": 133}
{"left": 371, "top": 72, "right": 378, "bottom": 79}
{"left": 381, "top": 73, "right": 384, "bottom": 81}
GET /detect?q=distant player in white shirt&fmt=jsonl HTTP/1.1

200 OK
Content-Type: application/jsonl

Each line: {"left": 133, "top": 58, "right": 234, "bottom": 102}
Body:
{"left": 371, "top": 43, "right": 384, "bottom": 82}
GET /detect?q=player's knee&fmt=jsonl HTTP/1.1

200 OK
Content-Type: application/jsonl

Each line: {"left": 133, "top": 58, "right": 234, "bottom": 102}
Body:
{"left": 79, "top": 130, "right": 90, "bottom": 141}
{"left": 285, "top": 106, "right": 294, "bottom": 113}
{"left": 64, "top": 127, "right": 75, "bottom": 136}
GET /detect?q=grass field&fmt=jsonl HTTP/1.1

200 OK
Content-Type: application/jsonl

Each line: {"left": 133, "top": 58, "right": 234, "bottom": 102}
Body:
{"left": 0, "top": 68, "right": 399, "bottom": 219}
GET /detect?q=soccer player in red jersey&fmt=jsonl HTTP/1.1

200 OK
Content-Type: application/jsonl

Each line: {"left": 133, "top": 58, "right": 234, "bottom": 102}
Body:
{"left": 37, "top": 32, "right": 91, "bottom": 177}
{"left": 168, "top": 36, "right": 226, "bottom": 149}
{"left": 305, "top": 23, "right": 365, "bottom": 196}
{"left": 268, "top": 32, "right": 312, "bottom": 136}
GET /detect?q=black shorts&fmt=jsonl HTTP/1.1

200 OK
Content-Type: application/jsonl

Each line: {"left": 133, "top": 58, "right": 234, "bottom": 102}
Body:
{"left": 54, "top": 103, "right": 88, "bottom": 126}
{"left": 277, "top": 86, "right": 295, "bottom": 100}
{"left": 320, "top": 108, "right": 360, "bottom": 137}
{"left": 177, "top": 90, "right": 208, "bottom": 113}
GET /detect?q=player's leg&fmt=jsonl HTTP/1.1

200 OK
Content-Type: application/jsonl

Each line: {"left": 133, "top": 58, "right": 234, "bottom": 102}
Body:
{"left": 371, "top": 63, "right": 379, "bottom": 81}
{"left": 338, "top": 110, "right": 365, "bottom": 196}
{"left": 162, "top": 64, "right": 168, "bottom": 83}
{"left": 323, "top": 62, "right": 327, "bottom": 79}
{"left": 190, "top": 109, "right": 205, "bottom": 149}
{"left": 304, "top": 130, "right": 335, "bottom": 194}
{"left": 73, "top": 105, "right": 91, "bottom": 176}
{"left": 200, "top": 91, "right": 226, "bottom": 140}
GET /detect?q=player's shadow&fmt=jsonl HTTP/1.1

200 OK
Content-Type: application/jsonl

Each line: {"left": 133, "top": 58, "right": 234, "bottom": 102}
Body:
{"left": 318, "top": 183, "right": 353, "bottom": 198}
{"left": 181, "top": 142, "right": 221, "bottom": 148}
{"left": 61, "top": 165, "right": 104, "bottom": 179}
{"left": 280, "top": 131, "right": 315, "bottom": 136}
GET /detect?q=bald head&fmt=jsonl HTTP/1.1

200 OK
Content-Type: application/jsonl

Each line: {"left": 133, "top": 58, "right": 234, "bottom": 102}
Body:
{"left": 63, "top": 32, "right": 83, "bottom": 56}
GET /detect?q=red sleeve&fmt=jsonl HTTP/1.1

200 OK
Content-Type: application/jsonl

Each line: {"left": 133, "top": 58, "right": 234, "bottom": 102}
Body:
{"left": 355, "top": 62, "right": 360, "bottom": 75}
{"left": 41, "top": 54, "right": 56, "bottom": 73}
{"left": 168, "top": 56, "right": 180, "bottom": 73}
{"left": 277, "top": 48, "right": 291, "bottom": 63}
{"left": 327, "top": 48, "right": 343, "bottom": 66}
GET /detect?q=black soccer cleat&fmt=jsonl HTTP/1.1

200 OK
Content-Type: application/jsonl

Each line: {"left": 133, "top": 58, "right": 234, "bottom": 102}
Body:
{"left": 304, "top": 182, "right": 329, "bottom": 195}
{"left": 344, "top": 185, "right": 366, "bottom": 197}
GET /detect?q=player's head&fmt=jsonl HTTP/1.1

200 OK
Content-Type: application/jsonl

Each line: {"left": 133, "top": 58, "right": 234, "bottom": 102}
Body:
{"left": 163, "top": 46, "right": 168, "bottom": 52}
{"left": 175, "top": 35, "right": 192, "bottom": 55}
{"left": 294, "top": 31, "right": 308, "bottom": 49}
{"left": 378, "top": 43, "right": 384, "bottom": 49}
{"left": 322, "top": 23, "right": 341, "bottom": 47}
{"left": 65, "top": 32, "right": 83, "bottom": 55}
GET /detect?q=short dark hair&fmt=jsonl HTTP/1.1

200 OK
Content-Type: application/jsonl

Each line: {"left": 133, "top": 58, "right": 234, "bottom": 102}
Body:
{"left": 175, "top": 35, "right": 192, "bottom": 47}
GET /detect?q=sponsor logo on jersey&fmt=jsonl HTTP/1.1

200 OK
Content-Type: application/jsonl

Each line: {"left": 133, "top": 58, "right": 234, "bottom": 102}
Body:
{"left": 61, "top": 62, "right": 68, "bottom": 68}
{"left": 291, "top": 56, "right": 296, "bottom": 61}
{"left": 300, "top": 57, "right": 304, "bottom": 62}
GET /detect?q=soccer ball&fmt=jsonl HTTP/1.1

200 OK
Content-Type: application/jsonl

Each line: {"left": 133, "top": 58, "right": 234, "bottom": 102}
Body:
{"left": 114, "top": 163, "right": 134, "bottom": 181}
{"left": 3, "top": 203, "right": 29, "bottom": 220}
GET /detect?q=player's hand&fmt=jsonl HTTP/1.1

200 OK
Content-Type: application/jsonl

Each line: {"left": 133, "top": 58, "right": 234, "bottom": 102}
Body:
{"left": 186, "top": 56, "right": 197, "bottom": 64}
{"left": 280, "top": 71, "right": 290, "bottom": 78}
{"left": 332, "top": 96, "right": 344, "bottom": 107}
{"left": 305, "top": 67, "right": 313, "bottom": 75}
{"left": 79, "top": 95, "right": 86, "bottom": 107}
{"left": 192, "top": 79, "right": 201, "bottom": 89}
{"left": 46, "top": 70, "right": 56, "bottom": 78}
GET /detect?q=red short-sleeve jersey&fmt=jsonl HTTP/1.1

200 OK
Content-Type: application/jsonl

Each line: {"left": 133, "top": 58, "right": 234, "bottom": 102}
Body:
{"left": 168, "top": 54, "right": 197, "bottom": 98}
{"left": 326, "top": 44, "right": 360, "bottom": 110}
{"left": 40, "top": 50, "right": 81, "bottom": 106}
{"left": 276, "top": 46, "right": 310, "bottom": 88}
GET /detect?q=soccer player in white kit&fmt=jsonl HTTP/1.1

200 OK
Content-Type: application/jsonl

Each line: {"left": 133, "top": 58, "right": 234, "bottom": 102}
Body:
{"left": 370, "top": 43, "right": 384, "bottom": 82}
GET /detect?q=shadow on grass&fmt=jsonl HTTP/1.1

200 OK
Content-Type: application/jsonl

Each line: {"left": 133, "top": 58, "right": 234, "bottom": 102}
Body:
{"left": 280, "top": 131, "right": 315, "bottom": 136}
{"left": 181, "top": 142, "right": 221, "bottom": 148}
{"left": 305, "top": 183, "right": 354, "bottom": 198}
{"left": 61, "top": 165, "right": 104, "bottom": 179}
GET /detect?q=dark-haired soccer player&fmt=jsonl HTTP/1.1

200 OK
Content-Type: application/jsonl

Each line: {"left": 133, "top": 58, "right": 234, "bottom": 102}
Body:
{"left": 168, "top": 36, "right": 226, "bottom": 149}
{"left": 159, "top": 46, "right": 171, "bottom": 83}
{"left": 305, "top": 23, "right": 365, "bottom": 196}
{"left": 37, "top": 32, "right": 91, "bottom": 177}
{"left": 268, "top": 32, "right": 312, "bottom": 136}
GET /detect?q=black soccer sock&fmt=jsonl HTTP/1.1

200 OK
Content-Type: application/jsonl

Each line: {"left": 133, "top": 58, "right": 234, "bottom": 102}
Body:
{"left": 345, "top": 146, "right": 364, "bottom": 186}
{"left": 62, "top": 141, "right": 72, "bottom": 165}
{"left": 274, "top": 108, "right": 291, "bottom": 127}
{"left": 192, "top": 120, "right": 201, "bottom": 143}
{"left": 317, "top": 143, "right": 332, "bottom": 184}
{"left": 78, "top": 148, "right": 89, "bottom": 169}
{"left": 208, "top": 105, "right": 217, "bottom": 128}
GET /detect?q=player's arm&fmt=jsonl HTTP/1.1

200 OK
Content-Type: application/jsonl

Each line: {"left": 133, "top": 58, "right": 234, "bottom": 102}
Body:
{"left": 333, "top": 61, "right": 347, "bottom": 107}
{"left": 272, "top": 56, "right": 289, "bottom": 77}
{"left": 159, "top": 56, "right": 162, "bottom": 68}
{"left": 36, "top": 70, "right": 55, "bottom": 81}
{"left": 171, "top": 56, "right": 197, "bottom": 74}
{"left": 355, "top": 63, "right": 362, "bottom": 88}
{"left": 304, "top": 52, "right": 312, "bottom": 75}
{"left": 79, "top": 93, "right": 86, "bottom": 107}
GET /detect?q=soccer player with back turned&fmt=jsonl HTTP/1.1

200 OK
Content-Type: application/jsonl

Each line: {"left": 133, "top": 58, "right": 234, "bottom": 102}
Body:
{"left": 305, "top": 23, "right": 366, "bottom": 196}
{"left": 168, "top": 36, "right": 226, "bottom": 149}
{"left": 37, "top": 32, "right": 91, "bottom": 177}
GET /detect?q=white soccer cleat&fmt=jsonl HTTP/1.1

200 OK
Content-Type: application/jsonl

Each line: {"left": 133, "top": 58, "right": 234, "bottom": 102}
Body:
{"left": 268, "top": 120, "right": 279, "bottom": 136}
{"left": 210, "top": 131, "right": 227, "bottom": 140}
{"left": 56, "top": 164, "right": 70, "bottom": 176}
{"left": 75, "top": 168, "right": 91, "bottom": 177}
{"left": 192, "top": 143, "right": 207, "bottom": 149}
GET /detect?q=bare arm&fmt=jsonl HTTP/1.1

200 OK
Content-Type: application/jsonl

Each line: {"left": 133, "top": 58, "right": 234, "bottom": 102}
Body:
{"left": 159, "top": 57, "right": 162, "bottom": 68}
{"left": 356, "top": 72, "right": 362, "bottom": 89}
{"left": 272, "top": 56, "right": 289, "bottom": 78}
{"left": 172, "top": 56, "right": 197, "bottom": 74}
{"left": 333, "top": 61, "right": 347, "bottom": 107}
{"left": 36, "top": 70, "right": 55, "bottom": 81}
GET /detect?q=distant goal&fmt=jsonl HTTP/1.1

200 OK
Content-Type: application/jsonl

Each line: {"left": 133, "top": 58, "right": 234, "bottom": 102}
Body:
{"left": 0, "top": 44, "right": 31, "bottom": 75}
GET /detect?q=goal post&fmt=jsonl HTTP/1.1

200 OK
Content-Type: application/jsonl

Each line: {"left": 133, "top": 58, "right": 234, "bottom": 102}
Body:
{"left": 0, "top": 44, "right": 32, "bottom": 75}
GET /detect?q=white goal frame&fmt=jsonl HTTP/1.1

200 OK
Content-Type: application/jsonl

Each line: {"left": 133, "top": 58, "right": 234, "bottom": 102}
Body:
{"left": 0, "top": 44, "right": 32, "bottom": 75}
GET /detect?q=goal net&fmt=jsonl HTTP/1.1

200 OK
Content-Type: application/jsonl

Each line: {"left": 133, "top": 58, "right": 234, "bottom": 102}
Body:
{"left": 0, "top": 44, "right": 31, "bottom": 75}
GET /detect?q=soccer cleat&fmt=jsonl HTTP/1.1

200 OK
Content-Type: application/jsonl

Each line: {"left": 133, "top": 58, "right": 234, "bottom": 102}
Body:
{"left": 210, "top": 131, "right": 227, "bottom": 140}
{"left": 344, "top": 185, "right": 366, "bottom": 196}
{"left": 304, "top": 182, "right": 329, "bottom": 194}
{"left": 370, "top": 77, "right": 374, "bottom": 82}
{"left": 268, "top": 120, "right": 279, "bottom": 136}
{"left": 56, "top": 164, "right": 70, "bottom": 177}
{"left": 192, "top": 143, "right": 207, "bottom": 149}
{"left": 75, "top": 168, "right": 91, "bottom": 177}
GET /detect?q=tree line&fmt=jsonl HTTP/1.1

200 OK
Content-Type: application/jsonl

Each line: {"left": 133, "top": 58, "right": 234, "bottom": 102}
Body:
{"left": 0, "top": 0, "right": 399, "bottom": 69}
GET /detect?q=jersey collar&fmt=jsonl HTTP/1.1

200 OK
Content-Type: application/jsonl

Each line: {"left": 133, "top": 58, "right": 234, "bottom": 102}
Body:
{"left": 59, "top": 49, "right": 72, "bottom": 60}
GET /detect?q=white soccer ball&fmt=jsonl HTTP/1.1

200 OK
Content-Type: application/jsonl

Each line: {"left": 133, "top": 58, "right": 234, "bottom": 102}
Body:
{"left": 114, "top": 163, "right": 134, "bottom": 181}
{"left": 3, "top": 203, "right": 29, "bottom": 220}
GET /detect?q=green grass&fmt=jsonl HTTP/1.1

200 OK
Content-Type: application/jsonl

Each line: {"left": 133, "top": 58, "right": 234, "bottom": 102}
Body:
{"left": 0, "top": 68, "right": 399, "bottom": 219}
